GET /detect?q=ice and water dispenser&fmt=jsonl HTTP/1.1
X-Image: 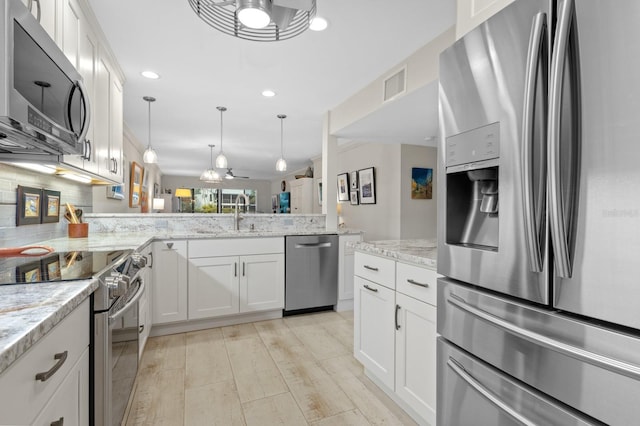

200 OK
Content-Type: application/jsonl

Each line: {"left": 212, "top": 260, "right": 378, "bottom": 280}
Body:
{"left": 445, "top": 123, "right": 500, "bottom": 250}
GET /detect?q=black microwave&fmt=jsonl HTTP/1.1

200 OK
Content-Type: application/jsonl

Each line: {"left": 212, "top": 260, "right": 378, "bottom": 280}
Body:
{"left": 0, "top": 0, "right": 90, "bottom": 157}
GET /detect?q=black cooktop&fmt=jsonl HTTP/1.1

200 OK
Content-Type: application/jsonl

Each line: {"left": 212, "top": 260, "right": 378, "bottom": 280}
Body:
{"left": 0, "top": 250, "right": 131, "bottom": 285}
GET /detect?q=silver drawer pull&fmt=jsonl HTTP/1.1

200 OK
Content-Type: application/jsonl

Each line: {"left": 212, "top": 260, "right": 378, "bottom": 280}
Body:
{"left": 363, "top": 284, "right": 378, "bottom": 293}
{"left": 364, "top": 265, "right": 379, "bottom": 271}
{"left": 35, "top": 351, "right": 68, "bottom": 382}
{"left": 407, "top": 279, "right": 429, "bottom": 288}
{"left": 51, "top": 417, "right": 64, "bottom": 426}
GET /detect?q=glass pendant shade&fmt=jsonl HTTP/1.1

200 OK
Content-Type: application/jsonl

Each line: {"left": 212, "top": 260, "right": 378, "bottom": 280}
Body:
{"left": 276, "top": 157, "right": 287, "bottom": 172}
{"left": 143, "top": 96, "right": 158, "bottom": 164}
{"left": 276, "top": 114, "right": 287, "bottom": 172}
{"left": 201, "top": 144, "right": 222, "bottom": 183}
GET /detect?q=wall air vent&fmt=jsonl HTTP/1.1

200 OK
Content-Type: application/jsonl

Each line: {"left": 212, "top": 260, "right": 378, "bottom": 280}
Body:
{"left": 383, "top": 66, "right": 407, "bottom": 102}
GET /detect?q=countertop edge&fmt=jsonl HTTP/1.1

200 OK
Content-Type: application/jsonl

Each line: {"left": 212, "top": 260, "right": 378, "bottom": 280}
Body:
{"left": 350, "top": 240, "right": 438, "bottom": 270}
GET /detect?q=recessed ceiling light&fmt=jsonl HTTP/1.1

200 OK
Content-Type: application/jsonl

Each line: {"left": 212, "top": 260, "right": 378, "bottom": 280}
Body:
{"left": 141, "top": 70, "right": 160, "bottom": 79}
{"left": 262, "top": 90, "right": 276, "bottom": 97}
{"left": 309, "top": 17, "right": 328, "bottom": 31}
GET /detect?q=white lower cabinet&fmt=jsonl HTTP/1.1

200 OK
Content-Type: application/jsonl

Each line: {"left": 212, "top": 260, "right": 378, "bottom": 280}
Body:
{"left": 240, "top": 253, "right": 284, "bottom": 313}
{"left": 354, "top": 276, "right": 396, "bottom": 389}
{"left": 152, "top": 240, "right": 188, "bottom": 324}
{"left": 354, "top": 252, "right": 437, "bottom": 425}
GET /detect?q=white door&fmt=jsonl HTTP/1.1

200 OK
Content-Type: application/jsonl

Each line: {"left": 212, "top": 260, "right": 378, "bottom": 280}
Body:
{"left": 395, "top": 292, "right": 437, "bottom": 425}
{"left": 354, "top": 276, "right": 395, "bottom": 389}
{"left": 239, "top": 253, "right": 284, "bottom": 313}
{"left": 188, "top": 256, "right": 239, "bottom": 319}
{"left": 152, "top": 241, "right": 188, "bottom": 324}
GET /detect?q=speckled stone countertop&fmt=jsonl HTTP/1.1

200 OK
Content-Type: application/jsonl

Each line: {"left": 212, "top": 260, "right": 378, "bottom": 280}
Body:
{"left": 350, "top": 239, "right": 437, "bottom": 269}
{"left": 0, "top": 279, "right": 98, "bottom": 375}
{"left": 0, "top": 228, "right": 361, "bottom": 374}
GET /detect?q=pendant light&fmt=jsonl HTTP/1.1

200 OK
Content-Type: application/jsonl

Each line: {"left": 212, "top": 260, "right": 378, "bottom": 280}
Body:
{"left": 142, "top": 96, "right": 158, "bottom": 164}
{"left": 275, "top": 114, "right": 287, "bottom": 172}
{"left": 200, "top": 144, "right": 222, "bottom": 183}
{"left": 215, "top": 106, "right": 228, "bottom": 169}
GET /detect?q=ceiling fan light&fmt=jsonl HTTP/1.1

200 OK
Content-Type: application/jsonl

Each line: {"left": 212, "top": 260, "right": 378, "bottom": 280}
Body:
{"left": 143, "top": 147, "right": 158, "bottom": 164}
{"left": 276, "top": 157, "right": 287, "bottom": 172}
{"left": 309, "top": 16, "right": 327, "bottom": 31}
{"left": 215, "top": 153, "right": 228, "bottom": 169}
{"left": 237, "top": 0, "right": 272, "bottom": 29}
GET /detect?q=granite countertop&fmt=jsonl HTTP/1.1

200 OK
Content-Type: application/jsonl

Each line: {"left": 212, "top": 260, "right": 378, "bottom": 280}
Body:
{"left": 0, "top": 279, "right": 98, "bottom": 375}
{"left": 350, "top": 239, "right": 438, "bottom": 269}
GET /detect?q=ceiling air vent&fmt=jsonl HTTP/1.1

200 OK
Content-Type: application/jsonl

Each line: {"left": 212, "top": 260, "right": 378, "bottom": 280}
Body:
{"left": 383, "top": 66, "right": 406, "bottom": 102}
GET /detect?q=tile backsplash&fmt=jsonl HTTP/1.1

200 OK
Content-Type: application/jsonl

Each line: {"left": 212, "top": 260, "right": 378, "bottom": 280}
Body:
{"left": 0, "top": 164, "right": 93, "bottom": 247}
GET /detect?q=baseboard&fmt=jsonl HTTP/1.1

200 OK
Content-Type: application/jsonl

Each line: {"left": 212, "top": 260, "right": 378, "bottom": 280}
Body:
{"left": 149, "top": 310, "right": 282, "bottom": 337}
{"left": 335, "top": 298, "right": 354, "bottom": 312}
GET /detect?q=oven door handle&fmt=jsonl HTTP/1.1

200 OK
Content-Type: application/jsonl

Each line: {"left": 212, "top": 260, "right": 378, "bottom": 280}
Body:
{"left": 109, "top": 280, "right": 145, "bottom": 324}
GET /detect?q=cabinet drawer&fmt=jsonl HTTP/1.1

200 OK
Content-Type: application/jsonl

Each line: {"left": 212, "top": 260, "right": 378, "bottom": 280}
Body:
{"left": 354, "top": 252, "right": 395, "bottom": 289}
{"left": 396, "top": 262, "right": 437, "bottom": 306}
{"left": 189, "top": 237, "right": 284, "bottom": 258}
{"left": 0, "top": 298, "right": 89, "bottom": 424}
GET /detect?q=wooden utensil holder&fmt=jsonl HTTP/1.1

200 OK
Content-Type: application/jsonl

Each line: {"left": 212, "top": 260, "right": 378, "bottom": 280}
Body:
{"left": 68, "top": 223, "right": 88, "bottom": 238}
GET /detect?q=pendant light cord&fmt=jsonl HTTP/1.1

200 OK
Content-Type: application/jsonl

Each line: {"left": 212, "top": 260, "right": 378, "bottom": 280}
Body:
{"left": 280, "top": 117, "right": 284, "bottom": 157}
{"left": 148, "top": 100, "right": 152, "bottom": 150}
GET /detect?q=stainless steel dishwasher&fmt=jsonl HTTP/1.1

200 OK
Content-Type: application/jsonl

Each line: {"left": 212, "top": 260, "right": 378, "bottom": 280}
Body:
{"left": 284, "top": 234, "right": 338, "bottom": 315}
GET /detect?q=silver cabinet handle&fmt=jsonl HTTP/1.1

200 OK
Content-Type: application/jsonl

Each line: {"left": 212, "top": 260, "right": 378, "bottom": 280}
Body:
{"left": 447, "top": 357, "right": 536, "bottom": 426}
{"left": 139, "top": 324, "right": 144, "bottom": 334}
{"left": 166, "top": 242, "right": 174, "bottom": 249}
{"left": 35, "top": 351, "right": 68, "bottom": 382}
{"left": 548, "top": 0, "right": 575, "bottom": 278}
{"left": 295, "top": 242, "right": 332, "bottom": 248}
{"left": 148, "top": 252, "right": 153, "bottom": 268}
{"left": 242, "top": 262, "right": 245, "bottom": 277}
{"left": 395, "top": 305, "right": 401, "bottom": 330}
{"left": 364, "top": 265, "right": 379, "bottom": 271}
{"left": 521, "top": 12, "right": 547, "bottom": 273}
{"left": 50, "top": 417, "right": 64, "bottom": 426}
{"left": 363, "top": 284, "right": 378, "bottom": 293}
{"left": 448, "top": 292, "right": 640, "bottom": 381}
{"left": 234, "top": 262, "right": 237, "bottom": 277}
{"left": 407, "top": 279, "right": 429, "bottom": 288}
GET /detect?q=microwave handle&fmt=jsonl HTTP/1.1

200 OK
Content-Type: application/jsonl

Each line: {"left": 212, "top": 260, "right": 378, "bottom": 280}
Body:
{"left": 76, "top": 80, "right": 92, "bottom": 146}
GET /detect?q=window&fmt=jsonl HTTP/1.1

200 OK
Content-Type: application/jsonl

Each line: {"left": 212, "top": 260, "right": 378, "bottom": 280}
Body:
{"left": 179, "top": 188, "right": 256, "bottom": 213}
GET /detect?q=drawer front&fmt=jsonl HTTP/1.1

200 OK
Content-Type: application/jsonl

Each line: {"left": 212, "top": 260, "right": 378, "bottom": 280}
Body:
{"left": 354, "top": 252, "right": 395, "bottom": 289}
{"left": 396, "top": 262, "right": 437, "bottom": 306}
{"left": 189, "top": 237, "right": 284, "bottom": 258}
{"left": 0, "top": 298, "right": 90, "bottom": 424}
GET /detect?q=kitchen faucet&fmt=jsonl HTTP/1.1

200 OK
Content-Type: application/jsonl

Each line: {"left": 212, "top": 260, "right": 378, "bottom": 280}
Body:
{"left": 234, "top": 193, "right": 250, "bottom": 231}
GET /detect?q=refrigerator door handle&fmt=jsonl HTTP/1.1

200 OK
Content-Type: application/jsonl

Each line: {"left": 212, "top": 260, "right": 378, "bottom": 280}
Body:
{"left": 447, "top": 357, "right": 537, "bottom": 426}
{"left": 521, "top": 12, "right": 547, "bottom": 273}
{"left": 448, "top": 292, "right": 640, "bottom": 381}
{"left": 548, "top": 0, "right": 574, "bottom": 278}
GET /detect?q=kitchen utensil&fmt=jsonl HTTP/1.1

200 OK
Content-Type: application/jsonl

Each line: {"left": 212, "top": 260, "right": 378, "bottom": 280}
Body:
{"left": 65, "top": 203, "right": 79, "bottom": 224}
{"left": 64, "top": 209, "right": 83, "bottom": 223}
{"left": 0, "top": 246, "right": 54, "bottom": 257}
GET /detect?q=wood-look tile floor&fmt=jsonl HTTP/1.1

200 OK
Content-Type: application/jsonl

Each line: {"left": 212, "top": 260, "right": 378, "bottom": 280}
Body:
{"left": 124, "top": 310, "right": 418, "bottom": 426}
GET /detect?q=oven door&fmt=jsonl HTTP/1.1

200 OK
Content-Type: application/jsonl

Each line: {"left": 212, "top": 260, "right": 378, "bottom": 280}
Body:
{"left": 94, "top": 278, "right": 145, "bottom": 426}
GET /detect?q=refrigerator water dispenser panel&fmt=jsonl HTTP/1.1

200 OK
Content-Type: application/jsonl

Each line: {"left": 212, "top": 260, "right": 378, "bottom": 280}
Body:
{"left": 446, "top": 123, "right": 500, "bottom": 251}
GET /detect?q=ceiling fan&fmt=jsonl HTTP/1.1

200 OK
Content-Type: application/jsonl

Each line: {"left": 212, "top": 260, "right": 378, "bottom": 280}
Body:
{"left": 225, "top": 168, "right": 250, "bottom": 180}
{"left": 199, "top": 0, "right": 313, "bottom": 30}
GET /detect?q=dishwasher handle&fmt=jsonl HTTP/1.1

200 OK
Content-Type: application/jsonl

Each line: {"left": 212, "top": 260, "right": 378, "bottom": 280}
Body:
{"left": 294, "top": 242, "right": 332, "bottom": 249}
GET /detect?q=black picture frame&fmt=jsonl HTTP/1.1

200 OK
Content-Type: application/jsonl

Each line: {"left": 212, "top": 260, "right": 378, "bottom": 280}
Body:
{"left": 337, "top": 173, "right": 350, "bottom": 202}
{"left": 16, "top": 185, "right": 43, "bottom": 226}
{"left": 358, "top": 167, "right": 376, "bottom": 204}
{"left": 41, "top": 189, "right": 61, "bottom": 223}
{"left": 16, "top": 259, "right": 42, "bottom": 283}
{"left": 350, "top": 171, "right": 358, "bottom": 190}
{"left": 41, "top": 254, "right": 62, "bottom": 281}
{"left": 350, "top": 189, "right": 359, "bottom": 205}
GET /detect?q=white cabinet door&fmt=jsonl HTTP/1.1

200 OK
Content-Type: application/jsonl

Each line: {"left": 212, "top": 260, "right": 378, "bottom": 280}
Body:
{"left": 395, "top": 292, "right": 437, "bottom": 425}
{"left": 239, "top": 253, "right": 284, "bottom": 313}
{"left": 188, "top": 256, "right": 239, "bottom": 319}
{"left": 109, "top": 74, "right": 124, "bottom": 182}
{"left": 289, "top": 178, "right": 314, "bottom": 213}
{"left": 94, "top": 57, "right": 111, "bottom": 178}
{"left": 354, "top": 276, "right": 395, "bottom": 390}
{"left": 456, "top": 0, "right": 514, "bottom": 39}
{"left": 31, "top": 347, "right": 89, "bottom": 426}
{"left": 339, "top": 234, "right": 362, "bottom": 303}
{"left": 22, "top": 0, "right": 60, "bottom": 43}
{"left": 152, "top": 241, "right": 188, "bottom": 324}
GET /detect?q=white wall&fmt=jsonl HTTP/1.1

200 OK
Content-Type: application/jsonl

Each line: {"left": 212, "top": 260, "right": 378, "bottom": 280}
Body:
{"left": 400, "top": 145, "right": 438, "bottom": 239}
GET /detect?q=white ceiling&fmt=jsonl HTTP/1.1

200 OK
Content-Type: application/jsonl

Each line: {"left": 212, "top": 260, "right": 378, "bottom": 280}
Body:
{"left": 87, "top": 0, "right": 454, "bottom": 180}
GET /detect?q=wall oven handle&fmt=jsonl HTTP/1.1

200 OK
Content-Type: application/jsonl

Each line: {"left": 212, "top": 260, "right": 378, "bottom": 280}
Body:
{"left": 548, "top": 0, "right": 574, "bottom": 278}
{"left": 76, "top": 80, "right": 92, "bottom": 145}
{"left": 447, "top": 357, "right": 537, "bottom": 426}
{"left": 521, "top": 12, "right": 547, "bottom": 273}
{"left": 109, "top": 280, "right": 145, "bottom": 324}
{"left": 35, "top": 351, "right": 68, "bottom": 382}
{"left": 448, "top": 293, "right": 640, "bottom": 381}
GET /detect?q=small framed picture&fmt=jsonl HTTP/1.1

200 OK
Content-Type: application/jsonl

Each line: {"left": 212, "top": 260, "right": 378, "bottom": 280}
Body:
{"left": 337, "top": 172, "right": 350, "bottom": 202}
{"left": 42, "top": 254, "right": 62, "bottom": 281}
{"left": 41, "top": 190, "right": 61, "bottom": 223}
{"left": 16, "top": 260, "right": 42, "bottom": 283}
{"left": 316, "top": 179, "right": 323, "bottom": 206}
{"left": 358, "top": 167, "right": 376, "bottom": 204}
{"left": 16, "top": 185, "right": 43, "bottom": 226}
{"left": 350, "top": 190, "right": 359, "bottom": 205}
{"left": 350, "top": 171, "right": 358, "bottom": 190}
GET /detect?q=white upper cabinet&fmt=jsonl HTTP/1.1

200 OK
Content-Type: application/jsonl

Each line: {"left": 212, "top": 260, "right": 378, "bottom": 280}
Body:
{"left": 456, "top": 0, "right": 514, "bottom": 39}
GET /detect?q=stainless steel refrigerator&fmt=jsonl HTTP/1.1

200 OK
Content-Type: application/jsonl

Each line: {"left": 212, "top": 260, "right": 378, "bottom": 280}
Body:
{"left": 437, "top": 0, "right": 640, "bottom": 424}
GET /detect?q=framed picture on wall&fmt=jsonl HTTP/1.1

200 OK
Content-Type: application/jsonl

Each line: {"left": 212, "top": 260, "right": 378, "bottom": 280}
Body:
{"left": 350, "top": 190, "right": 359, "bottom": 205}
{"left": 16, "top": 185, "right": 42, "bottom": 226}
{"left": 411, "top": 167, "right": 433, "bottom": 199}
{"left": 350, "top": 171, "right": 358, "bottom": 190}
{"left": 41, "top": 190, "right": 61, "bottom": 223}
{"left": 358, "top": 167, "right": 376, "bottom": 204}
{"left": 337, "top": 173, "right": 350, "bottom": 202}
{"left": 129, "top": 162, "right": 143, "bottom": 208}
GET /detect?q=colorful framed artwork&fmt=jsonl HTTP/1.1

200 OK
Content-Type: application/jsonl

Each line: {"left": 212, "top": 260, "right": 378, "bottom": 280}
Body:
{"left": 358, "top": 167, "right": 376, "bottom": 204}
{"left": 16, "top": 260, "right": 42, "bottom": 283}
{"left": 337, "top": 173, "right": 350, "bottom": 202}
{"left": 42, "top": 254, "right": 62, "bottom": 281}
{"left": 41, "top": 189, "right": 61, "bottom": 223}
{"left": 411, "top": 167, "right": 433, "bottom": 199}
{"left": 16, "top": 185, "right": 43, "bottom": 226}
{"left": 129, "top": 162, "right": 143, "bottom": 208}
